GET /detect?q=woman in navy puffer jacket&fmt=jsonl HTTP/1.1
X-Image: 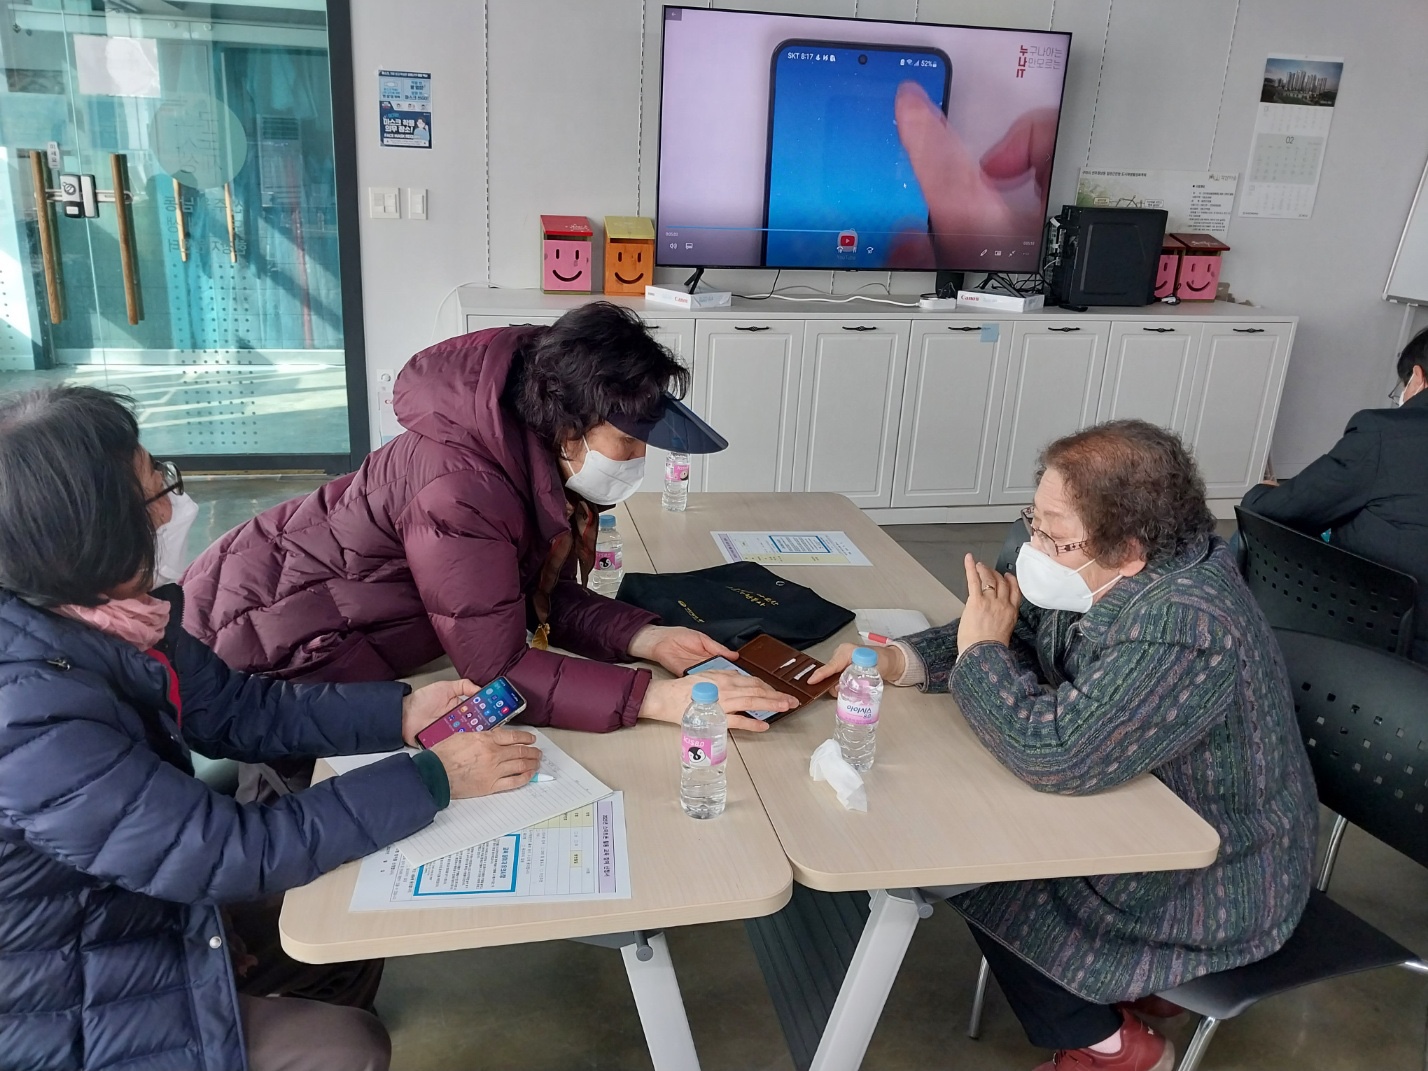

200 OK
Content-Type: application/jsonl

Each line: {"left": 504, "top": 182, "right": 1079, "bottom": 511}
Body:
{"left": 0, "top": 387, "right": 541, "bottom": 1071}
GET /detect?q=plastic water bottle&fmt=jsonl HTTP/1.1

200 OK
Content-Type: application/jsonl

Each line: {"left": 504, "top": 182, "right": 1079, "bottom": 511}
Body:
{"left": 680, "top": 681, "right": 727, "bottom": 819}
{"left": 835, "top": 647, "right": 883, "bottom": 772}
{"left": 662, "top": 451, "right": 690, "bottom": 512}
{"left": 591, "top": 513, "right": 623, "bottom": 597}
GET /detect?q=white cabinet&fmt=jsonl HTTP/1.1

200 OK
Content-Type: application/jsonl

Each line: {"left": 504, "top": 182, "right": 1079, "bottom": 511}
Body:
{"left": 453, "top": 290, "right": 1298, "bottom": 514}
{"left": 1183, "top": 323, "right": 1293, "bottom": 498}
{"left": 989, "top": 320, "right": 1111, "bottom": 504}
{"left": 692, "top": 320, "right": 803, "bottom": 492}
{"left": 892, "top": 322, "right": 1009, "bottom": 507}
{"left": 639, "top": 317, "right": 697, "bottom": 494}
{"left": 1096, "top": 323, "right": 1203, "bottom": 432}
{"left": 792, "top": 320, "right": 910, "bottom": 509}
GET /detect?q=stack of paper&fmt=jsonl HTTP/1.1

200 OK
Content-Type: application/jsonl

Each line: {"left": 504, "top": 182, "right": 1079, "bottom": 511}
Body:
{"left": 325, "top": 729, "right": 611, "bottom": 867}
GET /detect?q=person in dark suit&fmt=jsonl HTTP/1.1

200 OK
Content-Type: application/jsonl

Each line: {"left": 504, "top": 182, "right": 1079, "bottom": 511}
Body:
{"left": 1241, "top": 327, "right": 1428, "bottom": 661}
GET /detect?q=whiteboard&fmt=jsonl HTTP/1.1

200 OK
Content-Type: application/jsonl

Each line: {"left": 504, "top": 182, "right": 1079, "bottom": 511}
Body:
{"left": 1386, "top": 154, "right": 1428, "bottom": 305}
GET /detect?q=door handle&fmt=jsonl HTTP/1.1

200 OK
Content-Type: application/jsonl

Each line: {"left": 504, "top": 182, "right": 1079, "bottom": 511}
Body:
{"left": 224, "top": 182, "right": 237, "bottom": 263}
{"left": 28, "top": 151, "right": 64, "bottom": 324}
{"left": 734, "top": 325, "right": 771, "bottom": 332}
{"left": 110, "top": 154, "right": 141, "bottom": 325}
{"left": 172, "top": 179, "right": 188, "bottom": 263}
{"left": 1142, "top": 327, "right": 1174, "bottom": 333}
{"left": 948, "top": 325, "right": 980, "bottom": 332}
{"left": 1232, "top": 327, "right": 1266, "bottom": 334}
{"left": 841, "top": 325, "right": 877, "bottom": 332}
{"left": 1048, "top": 326, "right": 1082, "bottom": 333}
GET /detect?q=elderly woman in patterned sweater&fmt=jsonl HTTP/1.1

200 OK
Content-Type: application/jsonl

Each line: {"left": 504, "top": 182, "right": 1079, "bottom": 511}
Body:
{"left": 814, "top": 419, "right": 1317, "bottom": 1071}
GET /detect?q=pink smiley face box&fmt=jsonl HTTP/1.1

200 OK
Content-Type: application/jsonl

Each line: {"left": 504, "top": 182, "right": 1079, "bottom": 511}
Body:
{"left": 541, "top": 214, "right": 595, "bottom": 294}
{"left": 1159, "top": 232, "right": 1230, "bottom": 302}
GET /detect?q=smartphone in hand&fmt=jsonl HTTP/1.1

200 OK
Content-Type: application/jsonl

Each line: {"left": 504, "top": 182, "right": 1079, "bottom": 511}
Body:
{"left": 415, "top": 677, "right": 527, "bottom": 749}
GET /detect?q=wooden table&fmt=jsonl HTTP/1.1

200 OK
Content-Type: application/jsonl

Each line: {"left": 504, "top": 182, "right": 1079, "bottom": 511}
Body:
{"left": 281, "top": 503, "right": 792, "bottom": 1071}
{"left": 624, "top": 492, "right": 1221, "bottom": 1071}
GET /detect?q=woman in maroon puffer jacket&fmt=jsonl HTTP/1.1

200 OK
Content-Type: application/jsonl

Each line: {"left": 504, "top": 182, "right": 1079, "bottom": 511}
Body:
{"left": 183, "top": 303, "right": 794, "bottom": 734}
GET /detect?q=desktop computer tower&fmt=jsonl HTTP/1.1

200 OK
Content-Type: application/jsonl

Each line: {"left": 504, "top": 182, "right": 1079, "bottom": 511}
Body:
{"left": 1046, "top": 206, "right": 1169, "bottom": 307}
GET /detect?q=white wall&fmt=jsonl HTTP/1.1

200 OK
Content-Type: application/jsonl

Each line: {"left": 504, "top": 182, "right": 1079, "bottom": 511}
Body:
{"left": 349, "top": 0, "right": 1428, "bottom": 474}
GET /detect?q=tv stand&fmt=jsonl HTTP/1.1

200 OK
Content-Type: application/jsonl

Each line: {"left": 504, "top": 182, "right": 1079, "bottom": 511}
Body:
{"left": 684, "top": 267, "right": 706, "bottom": 294}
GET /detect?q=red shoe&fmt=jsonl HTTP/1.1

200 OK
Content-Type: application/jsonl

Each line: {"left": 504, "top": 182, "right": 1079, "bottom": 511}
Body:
{"left": 1119, "top": 995, "right": 1188, "bottom": 1021}
{"left": 1033, "top": 1009, "right": 1175, "bottom": 1071}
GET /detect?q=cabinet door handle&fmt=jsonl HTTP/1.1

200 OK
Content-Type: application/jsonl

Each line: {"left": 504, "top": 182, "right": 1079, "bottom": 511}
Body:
{"left": 1232, "top": 327, "right": 1266, "bottom": 334}
{"left": 1048, "top": 326, "right": 1082, "bottom": 333}
{"left": 1142, "top": 327, "right": 1174, "bottom": 333}
{"left": 841, "top": 324, "right": 877, "bottom": 332}
{"left": 735, "top": 325, "right": 771, "bottom": 332}
{"left": 948, "top": 325, "right": 980, "bottom": 332}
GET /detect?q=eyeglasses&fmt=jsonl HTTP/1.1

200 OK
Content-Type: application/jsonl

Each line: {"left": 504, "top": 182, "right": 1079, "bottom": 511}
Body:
{"left": 1020, "top": 505, "right": 1090, "bottom": 557}
{"left": 145, "top": 460, "right": 184, "bottom": 505}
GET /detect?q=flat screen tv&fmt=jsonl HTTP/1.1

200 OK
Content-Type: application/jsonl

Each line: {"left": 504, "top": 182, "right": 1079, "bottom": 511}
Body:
{"left": 656, "top": 7, "right": 1071, "bottom": 273}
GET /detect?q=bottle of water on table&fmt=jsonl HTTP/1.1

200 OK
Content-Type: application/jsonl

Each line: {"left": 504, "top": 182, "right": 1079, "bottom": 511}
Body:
{"left": 590, "top": 513, "right": 623, "bottom": 597}
{"left": 663, "top": 450, "right": 690, "bottom": 512}
{"left": 835, "top": 647, "right": 883, "bottom": 772}
{"left": 680, "top": 681, "right": 727, "bottom": 819}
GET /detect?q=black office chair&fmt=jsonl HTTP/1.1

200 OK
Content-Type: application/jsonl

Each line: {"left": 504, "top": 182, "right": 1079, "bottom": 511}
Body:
{"left": 1235, "top": 507, "right": 1417, "bottom": 658}
{"left": 966, "top": 629, "right": 1428, "bottom": 1071}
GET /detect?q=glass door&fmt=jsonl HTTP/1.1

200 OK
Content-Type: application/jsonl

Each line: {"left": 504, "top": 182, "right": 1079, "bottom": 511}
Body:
{"left": 0, "top": 0, "right": 362, "bottom": 470}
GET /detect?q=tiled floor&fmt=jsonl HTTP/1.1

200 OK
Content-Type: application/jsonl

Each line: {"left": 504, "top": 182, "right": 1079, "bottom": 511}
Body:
{"left": 186, "top": 482, "right": 1427, "bottom": 1071}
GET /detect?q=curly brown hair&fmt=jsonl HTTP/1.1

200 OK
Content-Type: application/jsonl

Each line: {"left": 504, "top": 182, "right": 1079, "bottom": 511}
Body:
{"left": 1038, "top": 420, "right": 1215, "bottom": 567}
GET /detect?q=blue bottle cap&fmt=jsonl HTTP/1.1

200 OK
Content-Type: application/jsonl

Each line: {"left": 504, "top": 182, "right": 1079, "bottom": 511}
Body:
{"left": 599, "top": 513, "right": 616, "bottom": 528}
{"left": 851, "top": 647, "right": 878, "bottom": 668}
{"left": 691, "top": 681, "right": 719, "bottom": 704}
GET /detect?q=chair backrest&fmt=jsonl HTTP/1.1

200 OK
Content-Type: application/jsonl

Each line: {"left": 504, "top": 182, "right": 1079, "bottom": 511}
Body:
{"left": 1275, "top": 627, "right": 1428, "bottom": 869}
{"left": 1237, "top": 507, "right": 1418, "bottom": 657}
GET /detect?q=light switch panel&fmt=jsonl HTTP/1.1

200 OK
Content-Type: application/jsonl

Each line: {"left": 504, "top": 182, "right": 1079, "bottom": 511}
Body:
{"left": 407, "top": 188, "right": 427, "bottom": 220}
{"left": 368, "top": 186, "right": 400, "bottom": 219}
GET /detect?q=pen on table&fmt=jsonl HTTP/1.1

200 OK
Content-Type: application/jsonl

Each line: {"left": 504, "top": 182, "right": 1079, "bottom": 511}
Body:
{"left": 866, "top": 632, "right": 891, "bottom": 645}
{"left": 530, "top": 773, "right": 555, "bottom": 783}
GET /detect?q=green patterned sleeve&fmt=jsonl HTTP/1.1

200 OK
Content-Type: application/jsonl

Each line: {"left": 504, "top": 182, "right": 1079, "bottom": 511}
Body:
{"left": 948, "top": 611, "right": 1236, "bottom": 795}
{"left": 901, "top": 602, "right": 1043, "bottom": 694}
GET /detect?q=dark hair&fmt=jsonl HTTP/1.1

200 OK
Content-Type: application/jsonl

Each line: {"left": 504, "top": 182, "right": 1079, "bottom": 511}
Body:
{"left": 1396, "top": 327, "right": 1428, "bottom": 386}
{"left": 1038, "top": 419, "right": 1215, "bottom": 567}
{"left": 507, "top": 302, "right": 690, "bottom": 447}
{"left": 0, "top": 386, "right": 153, "bottom": 606}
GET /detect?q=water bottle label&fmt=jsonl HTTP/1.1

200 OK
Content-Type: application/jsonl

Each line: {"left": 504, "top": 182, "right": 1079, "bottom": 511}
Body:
{"left": 836, "top": 697, "right": 879, "bottom": 726}
{"left": 595, "top": 548, "right": 622, "bottom": 571}
{"left": 682, "top": 734, "right": 725, "bottom": 768}
{"left": 665, "top": 458, "right": 690, "bottom": 482}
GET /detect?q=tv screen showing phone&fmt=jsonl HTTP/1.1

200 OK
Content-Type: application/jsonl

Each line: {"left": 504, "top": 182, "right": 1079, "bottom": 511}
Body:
{"left": 656, "top": 7, "right": 1071, "bottom": 273}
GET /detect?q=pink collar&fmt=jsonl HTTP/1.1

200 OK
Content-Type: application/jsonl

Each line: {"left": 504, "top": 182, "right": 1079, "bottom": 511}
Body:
{"left": 55, "top": 594, "right": 171, "bottom": 651}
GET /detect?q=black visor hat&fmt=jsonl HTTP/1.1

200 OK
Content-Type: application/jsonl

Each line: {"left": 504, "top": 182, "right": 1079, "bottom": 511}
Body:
{"left": 608, "top": 392, "right": 728, "bottom": 454}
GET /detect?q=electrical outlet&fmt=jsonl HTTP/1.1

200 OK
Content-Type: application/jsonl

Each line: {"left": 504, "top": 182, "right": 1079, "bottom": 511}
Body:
{"left": 368, "top": 187, "right": 400, "bottom": 219}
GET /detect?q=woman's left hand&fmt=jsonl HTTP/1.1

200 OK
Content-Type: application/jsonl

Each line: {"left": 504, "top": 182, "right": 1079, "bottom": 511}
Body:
{"left": 401, "top": 678, "right": 481, "bottom": 747}
{"left": 627, "top": 625, "right": 737, "bottom": 675}
{"left": 956, "top": 554, "right": 1021, "bottom": 652}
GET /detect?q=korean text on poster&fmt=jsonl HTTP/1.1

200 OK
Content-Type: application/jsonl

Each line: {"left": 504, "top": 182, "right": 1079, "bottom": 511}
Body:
{"left": 378, "top": 69, "right": 432, "bottom": 149}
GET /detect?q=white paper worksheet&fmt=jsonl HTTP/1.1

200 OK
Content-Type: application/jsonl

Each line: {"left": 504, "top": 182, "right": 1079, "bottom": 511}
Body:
{"left": 324, "top": 730, "right": 612, "bottom": 867}
{"left": 348, "top": 794, "right": 631, "bottom": 911}
{"left": 712, "top": 531, "right": 872, "bottom": 567}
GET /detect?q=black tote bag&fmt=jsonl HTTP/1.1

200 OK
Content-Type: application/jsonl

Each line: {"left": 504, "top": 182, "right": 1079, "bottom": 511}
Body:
{"left": 615, "top": 561, "right": 854, "bottom": 650}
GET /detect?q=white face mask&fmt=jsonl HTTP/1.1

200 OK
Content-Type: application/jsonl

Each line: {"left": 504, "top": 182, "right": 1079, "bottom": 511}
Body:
{"left": 1015, "top": 542, "right": 1121, "bottom": 613}
{"left": 563, "top": 438, "right": 645, "bottom": 506}
{"left": 153, "top": 491, "right": 198, "bottom": 585}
